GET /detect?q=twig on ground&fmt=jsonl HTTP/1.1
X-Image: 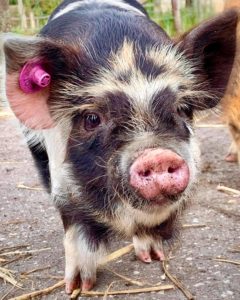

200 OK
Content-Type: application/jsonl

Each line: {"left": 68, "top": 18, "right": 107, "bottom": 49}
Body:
{"left": 213, "top": 258, "right": 240, "bottom": 265}
{"left": 182, "top": 224, "right": 206, "bottom": 229}
{"left": 0, "top": 286, "right": 17, "bottom": 300}
{"left": 2, "top": 254, "right": 32, "bottom": 267}
{"left": 162, "top": 260, "right": 194, "bottom": 300}
{"left": 104, "top": 244, "right": 134, "bottom": 263}
{"left": 104, "top": 267, "right": 145, "bottom": 286}
{"left": 0, "top": 267, "right": 22, "bottom": 288}
{"left": 217, "top": 185, "right": 240, "bottom": 196}
{"left": 70, "top": 287, "right": 82, "bottom": 300}
{"left": 228, "top": 246, "right": 240, "bottom": 253}
{"left": 21, "top": 266, "right": 51, "bottom": 276}
{"left": 71, "top": 284, "right": 174, "bottom": 298}
{"left": 20, "top": 274, "right": 63, "bottom": 280}
{"left": 103, "top": 281, "right": 119, "bottom": 300}
{"left": 1, "top": 220, "right": 26, "bottom": 226}
{"left": 16, "top": 184, "right": 44, "bottom": 191}
{"left": 0, "top": 245, "right": 29, "bottom": 255}
{"left": 8, "top": 280, "right": 65, "bottom": 300}
{"left": 0, "top": 248, "right": 51, "bottom": 257}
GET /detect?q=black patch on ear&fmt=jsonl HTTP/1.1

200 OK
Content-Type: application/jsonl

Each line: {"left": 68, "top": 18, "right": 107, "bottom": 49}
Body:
{"left": 179, "top": 9, "right": 239, "bottom": 109}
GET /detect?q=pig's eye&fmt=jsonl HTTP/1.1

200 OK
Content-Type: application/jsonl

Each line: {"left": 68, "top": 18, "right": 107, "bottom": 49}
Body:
{"left": 84, "top": 113, "right": 101, "bottom": 131}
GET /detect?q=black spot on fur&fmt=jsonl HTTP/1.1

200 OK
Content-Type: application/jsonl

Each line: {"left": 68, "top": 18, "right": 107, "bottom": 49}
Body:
{"left": 60, "top": 203, "right": 111, "bottom": 250}
{"left": 117, "top": 70, "right": 132, "bottom": 84}
{"left": 152, "top": 87, "right": 190, "bottom": 140}
{"left": 134, "top": 211, "right": 180, "bottom": 241}
{"left": 135, "top": 55, "right": 166, "bottom": 79}
{"left": 26, "top": 141, "right": 51, "bottom": 191}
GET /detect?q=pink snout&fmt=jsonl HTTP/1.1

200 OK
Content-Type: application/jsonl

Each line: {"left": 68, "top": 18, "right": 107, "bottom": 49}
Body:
{"left": 129, "top": 148, "right": 190, "bottom": 200}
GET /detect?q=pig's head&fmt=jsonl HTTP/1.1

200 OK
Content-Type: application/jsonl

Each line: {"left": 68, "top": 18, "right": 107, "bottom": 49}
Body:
{"left": 3, "top": 9, "right": 239, "bottom": 223}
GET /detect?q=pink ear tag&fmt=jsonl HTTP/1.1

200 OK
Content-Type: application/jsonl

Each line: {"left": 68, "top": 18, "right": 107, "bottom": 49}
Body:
{"left": 19, "top": 61, "right": 51, "bottom": 93}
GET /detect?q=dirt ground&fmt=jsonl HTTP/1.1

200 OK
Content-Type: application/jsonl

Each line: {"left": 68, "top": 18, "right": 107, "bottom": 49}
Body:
{"left": 0, "top": 112, "right": 239, "bottom": 300}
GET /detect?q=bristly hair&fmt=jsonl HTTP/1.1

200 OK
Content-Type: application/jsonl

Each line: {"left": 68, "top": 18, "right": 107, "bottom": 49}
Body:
{"left": 48, "top": 39, "right": 217, "bottom": 126}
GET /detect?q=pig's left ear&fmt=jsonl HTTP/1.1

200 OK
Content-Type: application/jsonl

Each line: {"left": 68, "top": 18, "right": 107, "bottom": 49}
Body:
{"left": 3, "top": 35, "right": 66, "bottom": 129}
{"left": 178, "top": 8, "right": 240, "bottom": 110}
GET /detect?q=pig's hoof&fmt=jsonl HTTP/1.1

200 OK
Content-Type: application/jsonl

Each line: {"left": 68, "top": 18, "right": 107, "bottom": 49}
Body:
{"left": 133, "top": 235, "right": 165, "bottom": 263}
{"left": 65, "top": 277, "right": 95, "bottom": 294}
{"left": 137, "top": 250, "right": 152, "bottom": 263}
{"left": 82, "top": 278, "right": 95, "bottom": 291}
{"left": 65, "top": 276, "right": 80, "bottom": 294}
{"left": 225, "top": 152, "right": 238, "bottom": 162}
{"left": 151, "top": 249, "right": 165, "bottom": 261}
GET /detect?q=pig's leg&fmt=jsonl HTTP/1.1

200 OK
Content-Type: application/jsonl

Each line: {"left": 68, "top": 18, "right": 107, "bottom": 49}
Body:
{"left": 225, "top": 123, "right": 240, "bottom": 163}
{"left": 64, "top": 225, "right": 106, "bottom": 294}
{"left": 225, "top": 141, "right": 238, "bottom": 162}
{"left": 133, "top": 234, "right": 165, "bottom": 263}
{"left": 133, "top": 213, "right": 179, "bottom": 263}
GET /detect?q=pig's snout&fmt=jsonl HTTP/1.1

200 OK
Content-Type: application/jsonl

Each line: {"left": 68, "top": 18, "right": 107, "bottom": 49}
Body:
{"left": 129, "top": 149, "right": 190, "bottom": 200}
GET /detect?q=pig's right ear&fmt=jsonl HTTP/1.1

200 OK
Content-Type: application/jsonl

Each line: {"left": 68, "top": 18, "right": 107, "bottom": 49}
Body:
{"left": 178, "top": 8, "right": 240, "bottom": 110}
{"left": 3, "top": 35, "right": 60, "bottom": 129}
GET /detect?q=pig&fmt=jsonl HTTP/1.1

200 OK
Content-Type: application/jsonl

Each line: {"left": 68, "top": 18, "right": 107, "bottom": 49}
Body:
{"left": 1, "top": 0, "right": 239, "bottom": 294}
{"left": 221, "top": 0, "right": 240, "bottom": 163}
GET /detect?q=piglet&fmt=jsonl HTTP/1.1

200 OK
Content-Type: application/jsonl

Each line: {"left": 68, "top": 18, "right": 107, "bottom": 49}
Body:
{"left": 2, "top": 0, "right": 239, "bottom": 294}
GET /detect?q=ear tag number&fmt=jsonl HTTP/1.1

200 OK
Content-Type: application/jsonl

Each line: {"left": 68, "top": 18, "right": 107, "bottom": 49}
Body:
{"left": 19, "top": 61, "right": 51, "bottom": 93}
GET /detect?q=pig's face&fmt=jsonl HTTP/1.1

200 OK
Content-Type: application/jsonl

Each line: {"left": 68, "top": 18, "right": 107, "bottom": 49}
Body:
{"left": 64, "top": 41, "right": 200, "bottom": 214}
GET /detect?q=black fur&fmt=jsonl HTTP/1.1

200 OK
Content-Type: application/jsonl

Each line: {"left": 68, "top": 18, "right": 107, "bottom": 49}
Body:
{"left": 60, "top": 202, "right": 111, "bottom": 250}
{"left": 26, "top": 141, "right": 51, "bottom": 191}
{"left": 152, "top": 87, "right": 191, "bottom": 140}
{"left": 135, "top": 54, "right": 167, "bottom": 80}
{"left": 50, "top": 0, "right": 147, "bottom": 20}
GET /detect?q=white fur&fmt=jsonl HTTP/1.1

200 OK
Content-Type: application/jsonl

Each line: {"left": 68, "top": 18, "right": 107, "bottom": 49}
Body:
{"left": 113, "top": 201, "right": 180, "bottom": 237}
{"left": 42, "top": 120, "right": 79, "bottom": 206}
{"left": 51, "top": 0, "right": 145, "bottom": 20}
{"left": 133, "top": 234, "right": 163, "bottom": 256}
{"left": 64, "top": 225, "right": 106, "bottom": 282}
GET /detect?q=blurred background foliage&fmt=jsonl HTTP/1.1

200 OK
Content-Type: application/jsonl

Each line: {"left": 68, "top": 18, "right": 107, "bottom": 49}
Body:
{"left": 144, "top": 0, "right": 215, "bottom": 36}
{"left": 9, "top": 0, "right": 62, "bottom": 15}
{"left": 0, "top": 0, "right": 228, "bottom": 36}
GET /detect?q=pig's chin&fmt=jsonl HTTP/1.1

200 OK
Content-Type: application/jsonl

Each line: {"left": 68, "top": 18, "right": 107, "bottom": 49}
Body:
{"left": 127, "top": 190, "right": 180, "bottom": 210}
{"left": 147, "top": 195, "right": 178, "bottom": 206}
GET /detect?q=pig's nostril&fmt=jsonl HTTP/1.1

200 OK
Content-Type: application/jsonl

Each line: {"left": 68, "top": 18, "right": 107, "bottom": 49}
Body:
{"left": 168, "top": 167, "right": 176, "bottom": 174}
{"left": 140, "top": 169, "right": 152, "bottom": 177}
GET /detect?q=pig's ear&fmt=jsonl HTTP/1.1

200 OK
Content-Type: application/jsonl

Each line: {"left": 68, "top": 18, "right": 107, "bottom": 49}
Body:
{"left": 179, "top": 9, "right": 240, "bottom": 110}
{"left": 3, "top": 35, "right": 58, "bottom": 129}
